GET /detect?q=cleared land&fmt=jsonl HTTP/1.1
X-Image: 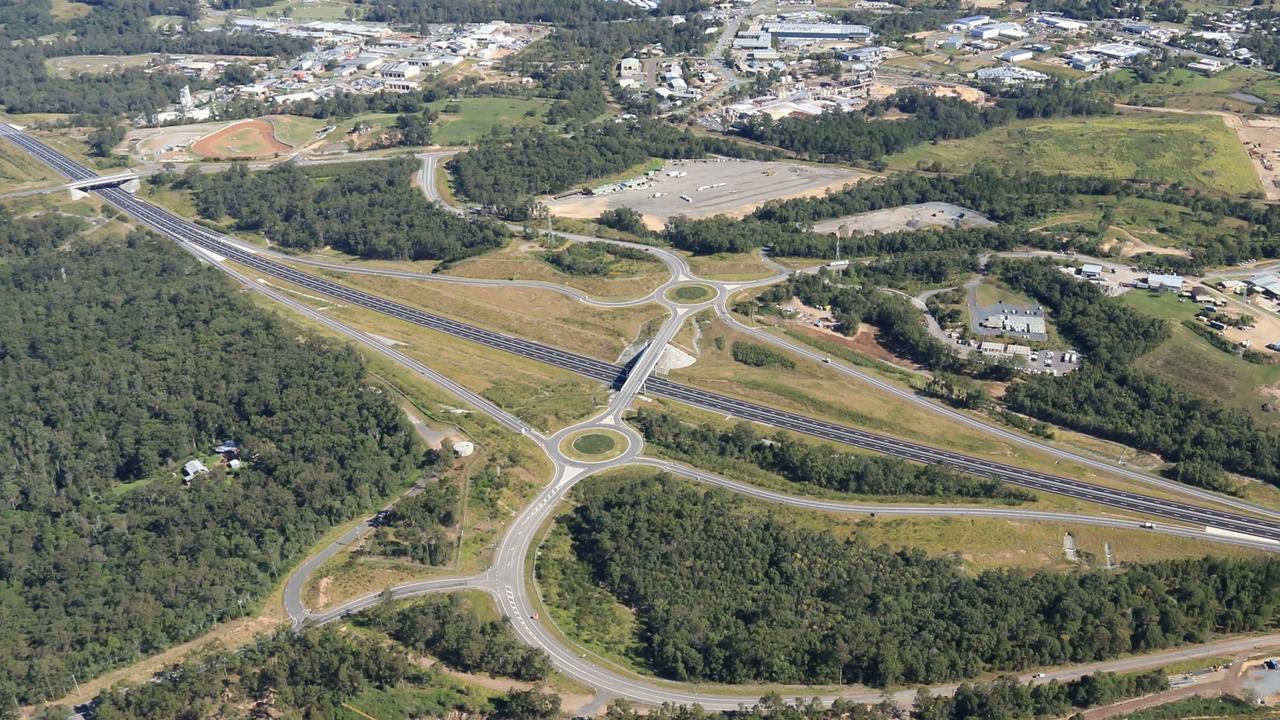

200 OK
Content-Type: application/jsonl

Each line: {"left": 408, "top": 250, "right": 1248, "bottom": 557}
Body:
{"left": 427, "top": 97, "right": 551, "bottom": 145}
{"left": 886, "top": 113, "right": 1262, "bottom": 196}
{"left": 683, "top": 250, "right": 778, "bottom": 281}
{"left": 546, "top": 159, "right": 870, "bottom": 230}
{"left": 312, "top": 269, "right": 667, "bottom": 362}
{"left": 50, "top": 0, "right": 93, "bottom": 20}
{"left": 1035, "top": 195, "right": 1251, "bottom": 255}
{"left": 233, "top": 261, "right": 607, "bottom": 432}
{"left": 444, "top": 241, "right": 668, "bottom": 300}
{"left": 1119, "top": 66, "right": 1280, "bottom": 113}
{"left": 1122, "top": 291, "right": 1280, "bottom": 428}
{"left": 811, "top": 201, "right": 994, "bottom": 235}
{"left": 44, "top": 53, "right": 157, "bottom": 77}
{"left": 192, "top": 118, "right": 291, "bottom": 159}
{"left": 0, "top": 139, "right": 62, "bottom": 192}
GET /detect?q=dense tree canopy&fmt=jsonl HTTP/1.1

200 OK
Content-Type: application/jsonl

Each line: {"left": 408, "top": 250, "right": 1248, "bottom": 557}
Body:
{"left": 0, "top": 225, "right": 427, "bottom": 704}
{"left": 177, "top": 158, "right": 508, "bottom": 262}
{"left": 738, "top": 86, "right": 1112, "bottom": 163}
{"left": 84, "top": 626, "right": 561, "bottom": 720}
{"left": 631, "top": 409, "right": 1033, "bottom": 501}
{"left": 369, "top": 594, "right": 552, "bottom": 681}
{"left": 0, "top": 1, "right": 307, "bottom": 116}
{"left": 562, "top": 474, "right": 1280, "bottom": 687}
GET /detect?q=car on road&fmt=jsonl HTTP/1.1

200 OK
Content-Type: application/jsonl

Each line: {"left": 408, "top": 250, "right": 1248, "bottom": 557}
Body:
{"left": 1032, "top": 673, "right": 1046, "bottom": 679}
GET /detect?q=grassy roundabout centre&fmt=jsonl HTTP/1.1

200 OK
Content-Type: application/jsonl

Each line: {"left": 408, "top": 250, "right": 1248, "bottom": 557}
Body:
{"left": 561, "top": 429, "right": 630, "bottom": 462}
{"left": 665, "top": 283, "right": 716, "bottom": 304}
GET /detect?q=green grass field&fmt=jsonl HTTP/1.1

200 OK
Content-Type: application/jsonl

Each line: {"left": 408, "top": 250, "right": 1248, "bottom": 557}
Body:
{"left": 0, "top": 139, "right": 61, "bottom": 192}
{"left": 1040, "top": 196, "right": 1248, "bottom": 248}
{"left": 1118, "top": 66, "right": 1280, "bottom": 112}
{"left": 572, "top": 433, "right": 616, "bottom": 455}
{"left": 666, "top": 283, "right": 716, "bottom": 304}
{"left": 427, "top": 97, "right": 551, "bottom": 145}
{"left": 267, "top": 114, "right": 327, "bottom": 148}
{"left": 886, "top": 113, "right": 1261, "bottom": 196}
{"left": 1121, "top": 291, "right": 1280, "bottom": 429}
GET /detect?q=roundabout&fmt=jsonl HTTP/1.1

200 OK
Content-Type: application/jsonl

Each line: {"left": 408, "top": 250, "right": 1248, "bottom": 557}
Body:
{"left": 559, "top": 428, "right": 631, "bottom": 463}
{"left": 664, "top": 282, "right": 717, "bottom": 304}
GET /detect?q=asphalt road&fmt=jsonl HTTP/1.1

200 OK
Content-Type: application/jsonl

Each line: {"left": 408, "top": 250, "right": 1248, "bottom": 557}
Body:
{"left": 9, "top": 124, "right": 1280, "bottom": 541}
{"left": 9, "top": 125, "right": 1280, "bottom": 711}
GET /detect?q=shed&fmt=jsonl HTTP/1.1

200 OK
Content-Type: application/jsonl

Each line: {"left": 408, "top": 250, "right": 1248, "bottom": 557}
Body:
{"left": 453, "top": 441, "right": 476, "bottom": 457}
{"left": 182, "top": 459, "right": 209, "bottom": 482}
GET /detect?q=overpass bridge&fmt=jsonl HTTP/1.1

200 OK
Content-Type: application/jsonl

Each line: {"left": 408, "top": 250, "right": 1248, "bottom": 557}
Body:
{"left": 67, "top": 171, "right": 139, "bottom": 191}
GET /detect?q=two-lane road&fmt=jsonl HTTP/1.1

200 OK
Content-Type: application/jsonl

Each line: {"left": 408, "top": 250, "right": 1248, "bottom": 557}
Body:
{"left": 7, "top": 125, "right": 1280, "bottom": 545}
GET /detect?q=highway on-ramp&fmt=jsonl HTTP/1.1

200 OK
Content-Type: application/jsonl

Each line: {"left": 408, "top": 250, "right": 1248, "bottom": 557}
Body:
{"left": 9, "top": 125, "right": 1280, "bottom": 712}
{"left": 5, "top": 123, "right": 1280, "bottom": 543}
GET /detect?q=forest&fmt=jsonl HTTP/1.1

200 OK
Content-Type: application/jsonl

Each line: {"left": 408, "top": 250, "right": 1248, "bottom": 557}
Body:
{"left": 563, "top": 474, "right": 1280, "bottom": 687}
{"left": 74, "top": 627, "right": 562, "bottom": 720}
{"left": 751, "top": 164, "right": 1280, "bottom": 269}
{"left": 370, "top": 478, "right": 460, "bottom": 566}
{"left": 0, "top": 0, "right": 307, "bottom": 116}
{"left": 630, "top": 409, "right": 1033, "bottom": 501}
{"left": 995, "top": 260, "right": 1280, "bottom": 486}
{"left": 542, "top": 241, "right": 658, "bottom": 277}
{"left": 737, "top": 85, "right": 1113, "bottom": 164}
{"left": 449, "top": 122, "right": 776, "bottom": 218}
{"left": 358, "top": 0, "right": 649, "bottom": 27}
{"left": 0, "top": 225, "right": 428, "bottom": 705}
{"left": 730, "top": 341, "right": 797, "bottom": 369}
{"left": 366, "top": 594, "right": 552, "bottom": 681}
{"left": 167, "top": 158, "right": 508, "bottom": 262}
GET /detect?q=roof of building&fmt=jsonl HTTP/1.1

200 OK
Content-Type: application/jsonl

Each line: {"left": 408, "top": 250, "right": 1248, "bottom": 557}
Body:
{"left": 1148, "top": 273, "right": 1184, "bottom": 287}
{"left": 762, "top": 22, "right": 874, "bottom": 35}
{"left": 1082, "top": 263, "right": 1104, "bottom": 274}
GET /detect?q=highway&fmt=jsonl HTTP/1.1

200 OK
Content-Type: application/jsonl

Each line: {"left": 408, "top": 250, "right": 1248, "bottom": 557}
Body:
{"left": 7, "top": 123, "right": 1280, "bottom": 545}
{"left": 15, "top": 123, "right": 1280, "bottom": 712}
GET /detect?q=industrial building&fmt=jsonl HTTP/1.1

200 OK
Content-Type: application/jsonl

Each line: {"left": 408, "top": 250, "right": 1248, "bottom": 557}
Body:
{"left": 997, "top": 48, "right": 1034, "bottom": 63}
{"left": 974, "top": 65, "right": 1048, "bottom": 84}
{"left": 379, "top": 62, "right": 420, "bottom": 80}
{"left": 1034, "top": 16, "right": 1088, "bottom": 33}
{"left": 1087, "top": 43, "right": 1150, "bottom": 63}
{"left": 944, "top": 15, "right": 991, "bottom": 31}
{"left": 1067, "top": 53, "right": 1102, "bottom": 71}
{"left": 761, "top": 22, "right": 875, "bottom": 41}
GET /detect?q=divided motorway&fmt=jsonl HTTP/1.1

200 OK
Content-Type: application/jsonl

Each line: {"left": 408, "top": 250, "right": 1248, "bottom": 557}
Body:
{"left": 7, "top": 125, "right": 1280, "bottom": 544}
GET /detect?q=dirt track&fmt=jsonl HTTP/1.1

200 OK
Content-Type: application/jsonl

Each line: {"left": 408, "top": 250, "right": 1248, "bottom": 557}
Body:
{"left": 191, "top": 118, "right": 290, "bottom": 159}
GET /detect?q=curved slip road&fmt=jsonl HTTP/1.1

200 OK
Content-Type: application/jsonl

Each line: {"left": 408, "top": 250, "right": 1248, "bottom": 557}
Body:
{"left": 9, "top": 125, "right": 1280, "bottom": 711}
{"left": 7, "top": 123, "right": 1279, "bottom": 542}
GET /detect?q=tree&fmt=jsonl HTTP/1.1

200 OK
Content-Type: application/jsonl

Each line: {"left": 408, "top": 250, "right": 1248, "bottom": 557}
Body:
{"left": 87, "top": 124, "right": 125, "bottom": 157}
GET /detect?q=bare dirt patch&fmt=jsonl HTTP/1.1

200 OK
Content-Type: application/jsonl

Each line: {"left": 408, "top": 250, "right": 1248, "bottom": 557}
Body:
{"left": 1107, "top": 227, "right": 1192, "bottom": 258}
{"left": 128, "top": 119, "right": 231, "bottom": 161}
{"left": 1223, "top": 112, "right": 1280, "bottom": 200}
{"left": 812, "top": 201, "right": 993, "bottom": 235}
{"left": 192, "top": 118, "right": 290, "bottom": 159}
